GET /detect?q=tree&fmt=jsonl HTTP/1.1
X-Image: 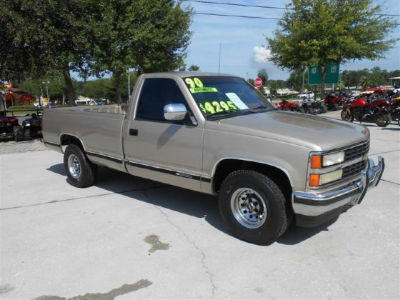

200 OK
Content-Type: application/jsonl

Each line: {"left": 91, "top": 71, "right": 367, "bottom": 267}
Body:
{"left": 0, "top": 0, "right": 96, "bottom": 104}
{"left": 287, "top": 68, "right": 309, "bottom": 91}
{"left": 17, "top": 72, "right": 71, "bottom": 103}
{"left": 267, "top": 0, "right": 397, "bottom": 95}
{"left": 257, "top": 69, "right": 268, "bottom": 86}
{"left": 91, "top": 0, "right": 192, "bottom": 103}
{"left": 188, "top": 65, "right": 200, "bottom": 71}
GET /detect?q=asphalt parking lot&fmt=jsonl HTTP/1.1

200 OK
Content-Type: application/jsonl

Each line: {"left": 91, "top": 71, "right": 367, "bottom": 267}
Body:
{"left": 1, "top": 112, "right": 399, "bottom": 299}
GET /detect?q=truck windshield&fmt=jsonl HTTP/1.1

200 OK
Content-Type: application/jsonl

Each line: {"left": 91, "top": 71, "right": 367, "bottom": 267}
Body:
{"left": 183, "top": 76, "right": 274, "bottom": 120}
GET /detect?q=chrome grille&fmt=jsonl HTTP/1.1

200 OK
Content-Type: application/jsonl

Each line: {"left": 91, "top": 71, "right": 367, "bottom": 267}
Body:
{"left": 343, "top": 160, "right": 366, "bottom": 178}
{"left": 344, "top": 141, "right": 369, "bottom": 161}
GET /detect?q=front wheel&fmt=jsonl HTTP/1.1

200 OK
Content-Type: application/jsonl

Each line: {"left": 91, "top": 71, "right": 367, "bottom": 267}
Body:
{"left": 218, "top": 170, "right": 289, "bottom": 245}
{"left": 341, "top": 108, "right": 352, "bottom": 122}
{"left": 375, "top": 113, "right": 390, "bottom": 127}
{"left": 64, "top": 144, "right": 97, "bottom": 188}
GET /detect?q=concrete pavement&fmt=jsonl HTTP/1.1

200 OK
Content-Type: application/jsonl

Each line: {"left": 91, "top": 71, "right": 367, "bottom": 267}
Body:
{"left": 1, "top": 114, "right": 399, "bottom": 299}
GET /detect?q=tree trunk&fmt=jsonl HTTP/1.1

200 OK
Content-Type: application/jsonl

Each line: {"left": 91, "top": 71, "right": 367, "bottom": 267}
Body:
{"left": 114, "top": 70, "right": 122, "bottom": 105}
{"left": 319, "top": 65, "right": 326, "bottom": 98}
{"left": 62, "top": 66, "right": 76, "bottom": 105}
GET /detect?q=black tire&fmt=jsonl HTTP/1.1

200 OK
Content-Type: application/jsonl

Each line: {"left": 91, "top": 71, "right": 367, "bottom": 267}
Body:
{"left": 218, "top": 170, "right": 289, "bottom": 245}
{"left": 64, "top": 144, "right": 97, "bottom": 188}
{"left": 320, "top": 103, "right": 327, "bottom": 113}
{"left": 333, "top": 103, "right": 339, "bottom": 111}
{"left": 14, "top": 126, "right": 23, "bottom": 142}
{"left": 375, "top": 113, "right": 390, "bottom": 127}
{"left": 341, "top": 108, "right": 352, "bottom": 121}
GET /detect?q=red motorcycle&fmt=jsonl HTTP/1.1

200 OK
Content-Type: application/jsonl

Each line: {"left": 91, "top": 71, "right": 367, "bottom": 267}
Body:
{"left": 323, "top": 93, "right": 345, "bottom": 111}
{"left": 341, "top": 95, "right": 391, "bottom": 127}
{"left": 275, "top": 100, "right": 304, "bottom": 112}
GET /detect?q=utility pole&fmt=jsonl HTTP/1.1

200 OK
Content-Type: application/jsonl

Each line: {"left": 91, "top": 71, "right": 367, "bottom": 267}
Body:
{"left": 127, "top": 69, "right": 130, "bottom": 102}
{"left": 218, "top": 43, "right": 221, "bottom": 73}
{"left": 302, "top": 67, "right": 307, "bottom": 91}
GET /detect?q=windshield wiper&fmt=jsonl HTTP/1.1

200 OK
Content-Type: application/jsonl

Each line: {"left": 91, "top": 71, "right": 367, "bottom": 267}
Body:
{"left": 206, "top": 111, "right": 238, "bottom": 120}
{"left": 206, "top": 106, "right": 270, "bottom": 120}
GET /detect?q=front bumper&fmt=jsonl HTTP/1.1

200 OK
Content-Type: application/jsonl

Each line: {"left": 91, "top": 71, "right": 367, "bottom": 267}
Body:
{"left": 293, "top": 156, "right": 385, "bottom": 227}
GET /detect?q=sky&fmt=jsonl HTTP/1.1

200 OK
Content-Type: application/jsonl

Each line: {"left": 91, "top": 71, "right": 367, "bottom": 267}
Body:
{"left": 182, "top": 0, "right": 400, "bottom": 80}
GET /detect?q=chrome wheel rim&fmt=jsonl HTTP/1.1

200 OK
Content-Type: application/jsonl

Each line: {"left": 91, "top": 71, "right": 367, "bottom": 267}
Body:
{"left": 68, "top": 154, "right": 81, "bottom": 179}
{"left": 230, "top": 188, "right": 267, "bottom": 229}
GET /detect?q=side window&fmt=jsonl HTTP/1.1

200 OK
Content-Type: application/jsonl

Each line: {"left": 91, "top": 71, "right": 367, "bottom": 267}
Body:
{"left": 136, "top": 78, "right": 188, "bottom": 122}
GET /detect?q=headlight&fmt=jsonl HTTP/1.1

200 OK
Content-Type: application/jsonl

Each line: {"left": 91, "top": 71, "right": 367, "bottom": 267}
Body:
{"left": 323, "top": 151, "right": 345, "bottom": 167}
{"left": 25, "top": 123, "right": 31, "bottom": 127}
{"left": 309, "top": 169, "right": 343, "bottom": 187}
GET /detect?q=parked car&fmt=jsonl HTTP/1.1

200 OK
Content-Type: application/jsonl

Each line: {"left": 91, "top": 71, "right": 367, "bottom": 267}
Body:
{"left": 42, "top": 72, "right": 384, "bottom": 245}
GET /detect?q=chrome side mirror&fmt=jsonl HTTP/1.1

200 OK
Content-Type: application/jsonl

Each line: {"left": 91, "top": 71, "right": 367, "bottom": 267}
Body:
{"left": 163, "top": 103, "right": 187, "bottom": 121}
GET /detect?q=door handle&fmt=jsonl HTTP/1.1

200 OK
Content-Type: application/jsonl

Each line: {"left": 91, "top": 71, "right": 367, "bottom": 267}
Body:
{"left": 129, "top": 129, "right": 138, "bottom": 136}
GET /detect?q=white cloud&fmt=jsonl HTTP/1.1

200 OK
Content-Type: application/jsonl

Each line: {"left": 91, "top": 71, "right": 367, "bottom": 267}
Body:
{"left": 253, "top": 46, "right": 272, "bottom": 64}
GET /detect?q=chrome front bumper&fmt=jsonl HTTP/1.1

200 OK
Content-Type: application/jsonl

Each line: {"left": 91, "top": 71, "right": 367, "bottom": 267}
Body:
{"left": 293, "top": 156, "right": 385, "bottom": 227}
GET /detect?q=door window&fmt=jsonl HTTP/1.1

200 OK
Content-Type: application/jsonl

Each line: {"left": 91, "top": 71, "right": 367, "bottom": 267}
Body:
{"left": 136, "top": 78, "right": 188, "bottom": 122}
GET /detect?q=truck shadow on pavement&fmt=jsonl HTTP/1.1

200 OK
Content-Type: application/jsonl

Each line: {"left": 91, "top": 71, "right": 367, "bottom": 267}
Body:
{"left": 47, "top": 163, "right": 335, "bottom": 245}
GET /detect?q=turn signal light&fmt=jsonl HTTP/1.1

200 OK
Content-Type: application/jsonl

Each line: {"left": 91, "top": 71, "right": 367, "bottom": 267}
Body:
{"left": 311, "top": 155, "right": 322, "bottom": 169}
{"left": 309, "top": 174, "right": 320, "bottom": 187}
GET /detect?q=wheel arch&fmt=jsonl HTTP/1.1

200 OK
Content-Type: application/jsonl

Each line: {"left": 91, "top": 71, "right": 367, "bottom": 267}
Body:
{"left": 59, "top": 134, "right": 85, "bottom": 153}
{"left": 212, "top": 158, "right": 293, "bottom": 201}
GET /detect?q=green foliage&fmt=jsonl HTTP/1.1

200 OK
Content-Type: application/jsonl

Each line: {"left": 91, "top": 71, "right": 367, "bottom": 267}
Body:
{"left": 91, "top": 0, "right": 192, "bottom": 103}
{"left": 341, "top": 68, "right": 400, "bottom": 88}
{"left": 0, "top": 0, "right": 192, "bottom": 104}
{"left": 7, "top": 105, "right": 36, "bottom": 110}
{"left": 188, "top": 65, "right": 200, "bottom": 71}
{"left": 267, "top": 0, "right": 398, "bottom": 93}
{"left": 247, "top": 79, "right": 255, "bottom": 86}
{"left": 0, "top": 0, "right": 95, "bottom": 102}
{"left": 81, "top": 73, "right": 137, "bottom": 102}
{"left": 16, "top": 72, "right": 71, "bottom": 102}
{"left": 257, "top": 69, "right": 268, "bottom": 86}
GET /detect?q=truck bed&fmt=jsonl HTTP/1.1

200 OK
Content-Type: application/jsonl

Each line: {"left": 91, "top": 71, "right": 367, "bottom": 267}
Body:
{"left": 42, "top": 105, "right": 125, "bottom": 170}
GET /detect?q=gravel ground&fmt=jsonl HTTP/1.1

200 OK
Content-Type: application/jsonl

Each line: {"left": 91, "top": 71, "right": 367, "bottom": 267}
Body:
{"left": 0, "top": 139, "right": 46, "bottom": 155}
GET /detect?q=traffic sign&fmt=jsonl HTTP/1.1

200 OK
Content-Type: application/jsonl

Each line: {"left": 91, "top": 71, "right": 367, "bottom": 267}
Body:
{"left": 308, "top": 62, "right": 340, "bottom": 85}
{"left": 255, "top": 77, "right": 263, "bottom": 87}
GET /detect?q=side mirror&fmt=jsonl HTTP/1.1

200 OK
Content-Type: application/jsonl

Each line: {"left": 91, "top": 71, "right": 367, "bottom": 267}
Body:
{"left": 163, "top": 103, "right": 187, "bottom": 121}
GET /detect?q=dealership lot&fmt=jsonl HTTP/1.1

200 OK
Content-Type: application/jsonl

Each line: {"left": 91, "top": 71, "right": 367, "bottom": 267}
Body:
{"left": 1, "top": 114, "right": 399, "bottom": 299}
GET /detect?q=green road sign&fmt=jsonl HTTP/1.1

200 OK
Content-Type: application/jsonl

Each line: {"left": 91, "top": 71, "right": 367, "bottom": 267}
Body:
{"left": 308, "top": 62, "right": 340, "bottom": 85}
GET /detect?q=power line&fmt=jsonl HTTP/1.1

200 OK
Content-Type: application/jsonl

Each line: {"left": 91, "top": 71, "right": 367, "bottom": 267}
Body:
{"left": 185, "top": 0, "right": 400, "bottom": 17}
{"left": 194, "top": 12, "right": 281, "bottom": 20}
{"left": 188, "top": 0, "right": 286, "bottom": 10}
{"left": 194, "top": 12, "right": 400, "bottom": 25}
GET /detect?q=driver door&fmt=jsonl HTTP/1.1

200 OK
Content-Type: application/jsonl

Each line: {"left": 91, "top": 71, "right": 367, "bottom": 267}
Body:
{"left": 124, "top": 77, "right": 204, "bottom": 192}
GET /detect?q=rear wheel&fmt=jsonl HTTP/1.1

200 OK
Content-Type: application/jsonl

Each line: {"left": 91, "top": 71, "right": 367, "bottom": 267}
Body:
{"left": 64, "top": 144, "right": 97, "bottom": 188}
{"left": 375, "top": 113, "right": 390, "bottom": 127}
{"left": 218, "top": 170, "right": 289, "bottom": 245}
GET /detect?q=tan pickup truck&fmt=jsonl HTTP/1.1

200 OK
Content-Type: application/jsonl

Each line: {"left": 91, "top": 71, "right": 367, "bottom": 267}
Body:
{"left": 42, "top": 72, "right": 384, "bottom": 245}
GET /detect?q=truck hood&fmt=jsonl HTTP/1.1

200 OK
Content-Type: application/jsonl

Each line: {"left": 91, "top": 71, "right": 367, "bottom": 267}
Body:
{"left": 206, "top": 110, "right": 369, "bottom": 151}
